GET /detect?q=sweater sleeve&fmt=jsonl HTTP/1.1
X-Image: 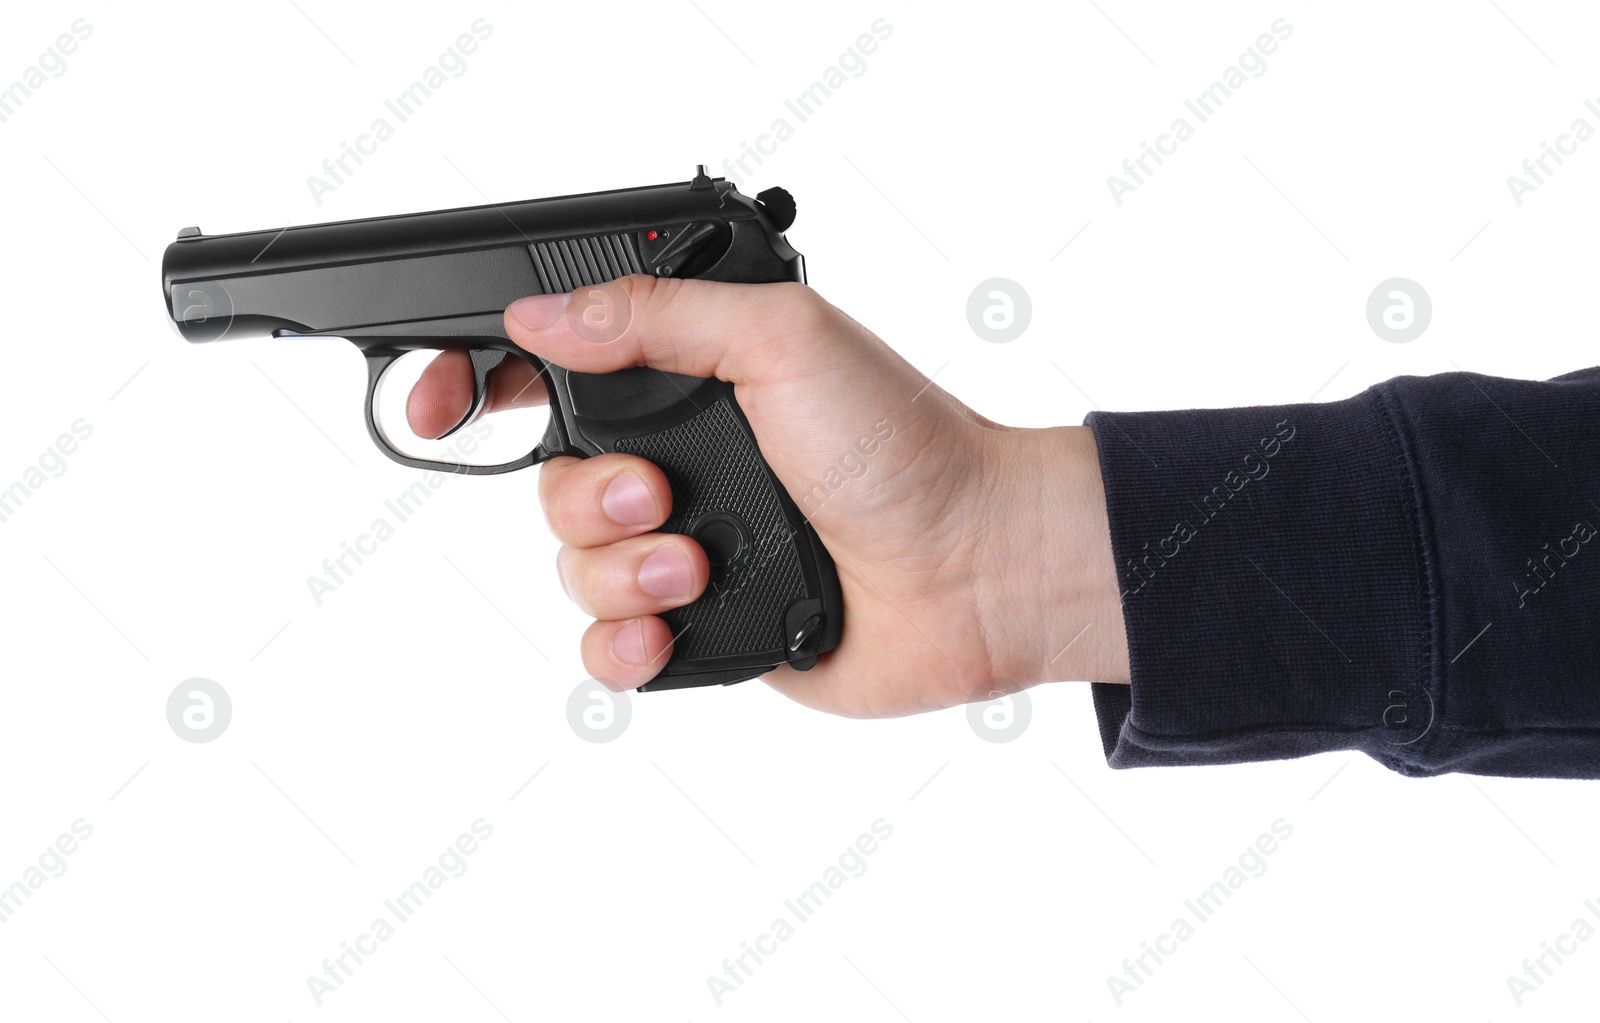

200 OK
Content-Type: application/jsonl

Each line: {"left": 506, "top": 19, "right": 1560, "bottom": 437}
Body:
{"left": 1084, "top": 366, "right": 1600, "bottom": 778}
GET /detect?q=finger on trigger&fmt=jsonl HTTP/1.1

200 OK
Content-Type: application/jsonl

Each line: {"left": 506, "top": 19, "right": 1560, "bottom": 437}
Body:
{"left": 405, "top": 351, "right": 550, "bottom": 439}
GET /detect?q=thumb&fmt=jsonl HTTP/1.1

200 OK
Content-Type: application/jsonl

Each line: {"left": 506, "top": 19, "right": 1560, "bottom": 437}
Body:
{"left": 502, "top": 275, "right": 827, "bottom": 382}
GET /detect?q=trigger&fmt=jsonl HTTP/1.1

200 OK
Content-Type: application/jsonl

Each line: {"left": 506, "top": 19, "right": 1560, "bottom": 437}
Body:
{"left": 437, "top": 349, "right": 509, "bottom": 439}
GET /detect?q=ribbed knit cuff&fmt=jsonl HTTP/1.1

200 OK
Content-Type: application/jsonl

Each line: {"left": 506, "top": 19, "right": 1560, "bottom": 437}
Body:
{"left": 1084, "top": 386, "right": 1436, "bottom": 773}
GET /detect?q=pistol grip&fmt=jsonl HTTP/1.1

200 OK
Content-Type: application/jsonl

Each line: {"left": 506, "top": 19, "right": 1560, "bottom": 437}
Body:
{"left": 549, "top": 368, "right": 842, "bottom": 689}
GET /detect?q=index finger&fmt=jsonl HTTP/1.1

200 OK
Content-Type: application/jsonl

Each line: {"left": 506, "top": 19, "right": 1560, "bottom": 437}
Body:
{"left": 405, "top": 350, "right": 549, "bottom": 440}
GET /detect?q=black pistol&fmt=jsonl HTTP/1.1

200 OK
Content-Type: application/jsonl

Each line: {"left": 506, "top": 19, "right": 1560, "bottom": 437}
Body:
{"left": 161, "top": 166, "right": 842, "bottom": 691}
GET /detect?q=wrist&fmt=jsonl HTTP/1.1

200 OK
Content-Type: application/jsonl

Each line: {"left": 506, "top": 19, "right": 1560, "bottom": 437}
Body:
{"left": 972, "top": 424, "right": 1130, "bottom": 690}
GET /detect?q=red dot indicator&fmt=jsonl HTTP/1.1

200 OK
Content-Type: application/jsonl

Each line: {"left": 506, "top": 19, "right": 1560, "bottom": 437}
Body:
{"left": 646, "top": 230, "right": 658, "bottom": 241}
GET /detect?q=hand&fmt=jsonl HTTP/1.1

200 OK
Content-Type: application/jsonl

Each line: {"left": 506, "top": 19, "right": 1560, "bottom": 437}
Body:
{"left": 406, "top": 276, "right": 1130, "bottom": 716}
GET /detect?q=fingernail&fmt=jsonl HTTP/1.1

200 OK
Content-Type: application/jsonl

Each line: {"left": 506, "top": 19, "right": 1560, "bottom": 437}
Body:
{"left": 637, "top": 544, "right": 693, "bottom": 599}
{"left": 509, "top": 294, "right": 569, "bottom": 330}
{"left": 611, "top": 620, "right": 648, "bottom": 666}
{"left": 601, "top": 471, "right": 656, "bottom": 527}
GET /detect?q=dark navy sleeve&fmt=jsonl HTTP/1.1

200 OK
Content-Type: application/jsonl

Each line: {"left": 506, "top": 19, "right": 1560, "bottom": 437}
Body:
{"left": 1084, "top": 367, "right": 1600, "bottom": 778}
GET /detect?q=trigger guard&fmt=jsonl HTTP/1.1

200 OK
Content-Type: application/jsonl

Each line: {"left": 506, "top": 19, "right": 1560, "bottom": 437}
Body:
{"left": 435, "top": 349, "right": 508, "bottom": 440}
{"left": 366, "top": 350, "right": 415, "bottom": 458}
{"left": 359, "top": 342, "right": 563, "bottom": 476}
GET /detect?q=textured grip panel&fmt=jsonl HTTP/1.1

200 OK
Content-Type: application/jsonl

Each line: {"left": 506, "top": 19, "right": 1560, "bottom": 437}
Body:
{"left": 528, "top": 234, "right": 643, "bottom": 293}
{"left": 616, "top": 400, "right": 805, "bottom": 662}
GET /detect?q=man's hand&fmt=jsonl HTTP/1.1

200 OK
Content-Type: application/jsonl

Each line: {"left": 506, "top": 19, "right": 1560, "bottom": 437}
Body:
{"left": 406, "top": 276, "right": 1129, "bottom": 715}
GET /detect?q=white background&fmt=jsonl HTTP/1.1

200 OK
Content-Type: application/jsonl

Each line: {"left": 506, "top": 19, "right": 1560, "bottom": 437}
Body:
{"left": 1, "top": 1, "right": 1597, "bottom": 1019}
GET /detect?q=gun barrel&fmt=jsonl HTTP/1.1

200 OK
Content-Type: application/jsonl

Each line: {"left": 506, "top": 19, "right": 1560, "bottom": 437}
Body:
{"left": 163, "top": 175, "right": 759, "bottom": 343}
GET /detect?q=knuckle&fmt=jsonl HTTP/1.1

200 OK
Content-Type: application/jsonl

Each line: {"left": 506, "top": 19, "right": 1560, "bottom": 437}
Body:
{"left": 616, "top": 272, "right": 663, "bottom": 312}
{"left": 536, "top": 463, "right": 572, "bottom": 526}
{"left": 776, "top": 280, "right": 826, "bottom": 312}
{"left": 554, "top": 546, "right": 593, "bottom": 617}
{"left": 604, "top": 274, "right": 667, "bottom": 358}
{"left": 615, "top": 272, "right": 660, "bottom": 302}
{"left": 768, "top": 281, "right": 835, "bottom": 334}
{"left": 537, "top": 454, "right": 574, "bottom": 491}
